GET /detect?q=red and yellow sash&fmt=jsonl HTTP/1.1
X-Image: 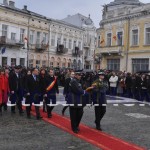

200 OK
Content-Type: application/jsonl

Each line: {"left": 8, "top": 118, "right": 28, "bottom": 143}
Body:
{"left": 46, "top": 76, "right": 57, "bottom": 91}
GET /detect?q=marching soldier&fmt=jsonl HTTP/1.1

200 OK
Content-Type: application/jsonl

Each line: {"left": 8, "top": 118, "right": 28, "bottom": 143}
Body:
{"left": 67, "top": 71, "right": 87, "bottom": 134}
{"left": 62, "top": 71, "right": 75, "bottom": 115}
{"left": 92, "top": 72, "right": 108, "bottom": 131}
{"left": 25, "top": 68, "right": 42, "bottom": 119}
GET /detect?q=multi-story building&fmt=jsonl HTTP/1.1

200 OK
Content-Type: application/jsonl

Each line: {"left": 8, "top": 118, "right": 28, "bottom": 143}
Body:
{"left": 96, "top": 0, "right": 150, "bottom": 73}
{"left": 0, "top": 0, "right": 96, "bottom": 70}
{"left": 62, "top": 13, "right": 97, "bottom": 70}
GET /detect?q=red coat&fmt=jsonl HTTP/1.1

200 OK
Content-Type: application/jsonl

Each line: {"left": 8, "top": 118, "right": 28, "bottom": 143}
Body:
{"left": 0, "top": 74, "right": 9, "bottom": 104}
{"left": 0, "top": 75, "right": 3, "bottom": 104}
{"left": 2, "top": 74, "right": 10, "bottom": 92}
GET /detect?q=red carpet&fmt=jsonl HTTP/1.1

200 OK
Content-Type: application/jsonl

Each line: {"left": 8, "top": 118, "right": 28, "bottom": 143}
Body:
{"left": 27, "top": 107, "right": 146, "bottom": 150}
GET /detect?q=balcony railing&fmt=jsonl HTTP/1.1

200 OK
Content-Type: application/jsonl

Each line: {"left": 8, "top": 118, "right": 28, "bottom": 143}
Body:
{"left": 0, "top": 36, "right": 24, "bottom": 47}
{"left": 29, "top": 44, "right": 47, "bottom": 52}
{"left": 72, "top": 47, "right": 83, "bottom": 56}
{"left": 83, "top": 43, "right": 90, "bottom": 49}
{"left": 84, "top": 55, "right": 94, "bottom": 62}
{"left": 56, "top": 44, "right": 68, "bottom": 54}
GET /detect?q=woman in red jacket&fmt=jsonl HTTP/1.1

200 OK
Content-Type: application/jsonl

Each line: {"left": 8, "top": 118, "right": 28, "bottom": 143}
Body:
{"left": 2, "top": 68, "right": 10, "bottom": 111}
{"left": 0, "top": 69, "right": 4, "bottom": 114}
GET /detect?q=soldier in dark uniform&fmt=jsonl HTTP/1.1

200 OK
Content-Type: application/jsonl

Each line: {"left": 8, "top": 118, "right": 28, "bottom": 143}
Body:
{"left": 45, "top": 69, "right": 59, "bottom": 118}
{"left": 25, "top": 68, "right": 42, "bottom": 119}
{"left": 67, "top": 71, "right": 87, "bottom": 134}
{"left": 92, "top": 72, "right": 108, "bottom": 131}
{"left": 62, "top": 71, "right": 75, "bottom": 115}
{"left": 9, "top": 66, "right": 24, "bottom": 115}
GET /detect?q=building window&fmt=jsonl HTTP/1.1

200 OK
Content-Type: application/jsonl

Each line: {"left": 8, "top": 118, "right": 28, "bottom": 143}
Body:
{"left": 78, "top": 41, "right": 81, "bottom": 50}
{"left": 73, "top": 41, "right": 76, "bottom": 49}
{"left": 107, "top": 33, "right": 111, "bottom": 46}
{"left": 57, "top": 62, "right": 60, "bottom": 67}
{"left": 36, "top": 60, "right": 40, "bottom": 66}
{"left": 50, "top": 62, "right": 53, "bottom": 68}
{"left": 63, "top": 38, "right": 67, "bottom": 48}
{"left": 36, "top": 32, "right": 41, "bottom": 44}
{"left": 117, "top": 32, "right": 123, "bottom": 46}
{"left": 30, "top": 30, "right": 34, "bottom": 44}
{"left": 11, "top": 58, "right": 16, "bottom": 66}
{"left": 11, "top": 33, "right": 16, "bottom": 41}
{"left": 2, "top": 24, "right": 8, "bottom": 37}
{"left": 107, "top": 59, "right": 120, "bottom": 71}
{"left": 29, "top": 59, "right": 33, "bottom": 68}
{"left": 51, "top": 34, "right": 55, "bottom": 46}
{"left": 2, "top": 57, "right": 7, "bottom": 66}
{"left": 43, "top": 33, "right": 48, "bottom": 44}
{"left": 132, "top": 29, "right": 138, "bottom": 46}
{"left": 69, "top": 39, "right": 72, "bottom": 49}
{"left": 98, "top": 36, "right": 100, "bottom": 48}
{"left": 57, "top": 38, "right": 61, "bottom": 45}
{"left": 20, "top": 58, "right": 25, "bottom": 66}
{"left": 20, "top": 28, "right": 25, "bottom": 43}
{"left": 62, "top": 63, "right": 66, "bottom": 68}
{"left": 68, "top": 62, "right": 71, "bottom": 68}
{"left": 132, "top": 59, "right": 149, "bottom": 73}
{"left": 42, "top": 60, "right": 46, "bottom": 67}
{"left": 145, "top": 28, "right": 150, "bottom": 45}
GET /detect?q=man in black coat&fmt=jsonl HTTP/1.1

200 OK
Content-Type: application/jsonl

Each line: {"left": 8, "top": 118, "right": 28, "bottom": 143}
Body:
{"left": 25, "top": 68, "right": 42, "bottom": 119}
{"left": 67, "top": 71, "right": 87, "bottom": 134}
{"left": 9, "top": 66, "right": 24, "bottom": 114}
{"left": 45, "top": 69, "right": 59, "bottom": 118}
{"left": 62, "top": 71, "right": 75, "bottom": 115}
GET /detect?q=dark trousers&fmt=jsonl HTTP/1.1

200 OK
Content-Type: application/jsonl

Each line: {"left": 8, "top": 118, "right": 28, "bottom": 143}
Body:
{"left": 10, "top": 91, "right": 23, "bottom": 113}
{"left": 69, "top": 106, "right": 83, "bottom": 131}
{"left": 110, "top": 87, "right": 117, "bottom": 96}
{"left": 94, "top": 106, "right": 106, "bottom": 127}
{"left": 140, "top": 89, "right": 150, "bottom": 102}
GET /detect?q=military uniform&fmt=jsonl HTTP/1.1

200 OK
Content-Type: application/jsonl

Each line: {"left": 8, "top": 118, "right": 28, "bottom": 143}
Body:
{"left": 67, "top": 71, "right": 87, "bottom": 133}
{"left": 92, "top": 72, "right": 108, "bottom": 131}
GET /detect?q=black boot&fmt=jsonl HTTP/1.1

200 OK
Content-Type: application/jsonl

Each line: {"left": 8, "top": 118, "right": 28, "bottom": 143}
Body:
{"left": 3, "top": 103, "right": 7, "bottom": 111}
{"left": 46, "top": 106, "right": 52, "bottom": 118}
{"left": 26, "top": 106, "right": 31, "bottom": 119}
{"left": 49, "top": 106, "right": 54, "bottom": 117}
{"left": 35, "top": 106, "right": 42, "bottom": 120}
{"left": 11, "top": 106, "right": 16, "bottom": 114}
{"left": 0, "top": 104, "right": 2, "bottom": 115}
{"left": 62, "top": 106, "right": 68, "bottom": 116}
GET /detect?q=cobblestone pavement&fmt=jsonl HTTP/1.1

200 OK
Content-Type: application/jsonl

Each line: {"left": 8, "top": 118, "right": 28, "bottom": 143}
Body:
{"left": 1, "top": 87, "right": 150, "bottom": 150}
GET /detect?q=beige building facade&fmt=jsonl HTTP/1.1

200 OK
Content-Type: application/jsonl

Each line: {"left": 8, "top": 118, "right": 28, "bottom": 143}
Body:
{"left": 0, "top": 0, "right": 96, "bottom": 70}
{"left": 96, "top": 0, "right": 150, "bottom": 73}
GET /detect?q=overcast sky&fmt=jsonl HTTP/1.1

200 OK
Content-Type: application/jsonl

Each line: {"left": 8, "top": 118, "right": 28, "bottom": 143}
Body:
{"left": 12, "top": 0, "right": 150, "bottom": 27}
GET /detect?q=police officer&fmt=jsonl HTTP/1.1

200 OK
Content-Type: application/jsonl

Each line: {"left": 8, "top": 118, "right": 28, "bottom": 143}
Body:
{"left": 67, "top": 71, "right": 87, "bottom": 134}
{"left": 62, "top": 71, "right": 75, "bottom": 115}
{"left": 92, "top": 72, "right": 108, "bottom": 131}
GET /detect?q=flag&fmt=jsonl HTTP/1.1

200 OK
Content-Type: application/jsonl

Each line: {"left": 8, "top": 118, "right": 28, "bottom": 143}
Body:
{"left": 117, "top": 33, "right": 121, "bottom": 40}
{"left": 100, "top": 39, "right": 104, "bottom": 44}
{"left": 24, "top": 37, "right": 28, "bottom": 41}
{"left": 1, "top": 47, "right": 6, "bottom": 54}
{"left": 46, "top": 41, "right": 49, "bottom": 48}
{"left": 113, "top": 35, "right": 117, "bottom": 41}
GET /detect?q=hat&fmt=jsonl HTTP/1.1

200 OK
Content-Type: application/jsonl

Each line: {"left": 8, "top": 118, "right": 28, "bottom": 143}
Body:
{"left": 14, "top": 66, "right": 20, "bottom": 69}
{"left": 75, "top": 70, "right": 82, "bottom": 75}
{"left": 98, "top": 72, "right": 105, "bottom": 75}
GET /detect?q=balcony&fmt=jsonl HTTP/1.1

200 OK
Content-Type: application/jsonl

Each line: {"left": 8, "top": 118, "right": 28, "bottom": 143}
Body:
{"left": 29, "top": 44, "right": 47, "bottom": 52}
{"left": 84, "top": 55, "right": 94, "bottom": 62}
{"left": 56, "top": 44, "right": 68, "bottom": 54}
{"left": 83, "top": 43, "right": 90, "bottom": 49}
{"left": 0, "top": 36, "right": 24, "bottom": 47}
{"left": 96, "top": 46, "right": 124, "bottom": 56}
{"left": 72, "top": 47, "right": 83, "bottom": 56}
